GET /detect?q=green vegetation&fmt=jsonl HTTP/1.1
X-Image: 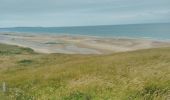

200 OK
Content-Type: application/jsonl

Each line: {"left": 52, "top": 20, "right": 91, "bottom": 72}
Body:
{"left": 0, "top": 44, "right": 34, "bottom": 55}
{"left": 18, "top": 60, "right": 33, "bottom": 65}
{"left": 0, "top": 43, "right": 169, "bottom": 100}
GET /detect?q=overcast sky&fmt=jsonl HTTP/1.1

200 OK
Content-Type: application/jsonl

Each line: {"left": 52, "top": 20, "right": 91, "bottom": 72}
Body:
{"left": 0, "top": 0, "right": 170, "bottom": 27}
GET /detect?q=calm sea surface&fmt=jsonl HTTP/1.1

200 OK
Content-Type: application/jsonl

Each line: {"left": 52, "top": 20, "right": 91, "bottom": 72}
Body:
{"left": 0, "top": 23, "right": 170, "bottom": 41}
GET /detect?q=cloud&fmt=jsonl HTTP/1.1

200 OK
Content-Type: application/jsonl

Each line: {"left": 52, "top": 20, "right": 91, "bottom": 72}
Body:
{"left": 0, "top": 0, "right": 170, "bottom": 27}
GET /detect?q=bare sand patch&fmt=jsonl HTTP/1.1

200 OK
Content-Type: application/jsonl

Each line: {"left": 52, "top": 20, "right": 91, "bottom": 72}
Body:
{"left": 0, "top": 33, "right": 170, "bottom": 54}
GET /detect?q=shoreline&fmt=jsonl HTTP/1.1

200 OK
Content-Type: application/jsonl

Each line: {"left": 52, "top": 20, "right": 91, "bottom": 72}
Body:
{"left": 2, "top": 31, "right": 170, "bottom": 42}
{"left": 0, "top": 32, "right": 170, "bottom": 54}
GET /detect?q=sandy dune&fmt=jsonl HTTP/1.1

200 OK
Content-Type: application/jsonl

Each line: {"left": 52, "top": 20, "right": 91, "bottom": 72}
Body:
{"left": 0, "top": 33, "right": 170, "bottom": 54}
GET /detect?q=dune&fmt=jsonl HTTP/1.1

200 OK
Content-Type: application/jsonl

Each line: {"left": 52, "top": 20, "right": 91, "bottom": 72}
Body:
{"left": 0, "top": 32, "right": 170, "bottom": 54}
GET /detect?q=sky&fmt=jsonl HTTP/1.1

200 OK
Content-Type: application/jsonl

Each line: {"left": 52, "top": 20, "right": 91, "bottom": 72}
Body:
{"left": 0, "top": 0, "right": 170, "bottom": 27}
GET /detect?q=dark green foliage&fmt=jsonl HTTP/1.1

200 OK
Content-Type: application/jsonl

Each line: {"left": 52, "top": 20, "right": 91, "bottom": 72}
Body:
{"left": 0, "top": 43, "right": 34, "bottom": 55}
{"left": 63, "top": 91, "right": 91, "bottom": 100}
{"left": 18, "top": 60, "right": 33, "bottom": 65}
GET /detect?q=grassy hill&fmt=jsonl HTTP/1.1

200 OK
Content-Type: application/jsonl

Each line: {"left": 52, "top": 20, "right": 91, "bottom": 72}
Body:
{"left": 0, "top": 43, "right": 169, "bottom": 100}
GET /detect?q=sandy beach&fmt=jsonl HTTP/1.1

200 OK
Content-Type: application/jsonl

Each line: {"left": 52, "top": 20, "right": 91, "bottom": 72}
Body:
{"left": 0, "top": 32, "right": 170, "bottom": 54}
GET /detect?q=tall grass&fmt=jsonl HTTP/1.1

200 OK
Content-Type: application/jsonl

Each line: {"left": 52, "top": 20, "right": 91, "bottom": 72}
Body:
{"left": 0, "top": 44, "right": 169, "bottom": 100}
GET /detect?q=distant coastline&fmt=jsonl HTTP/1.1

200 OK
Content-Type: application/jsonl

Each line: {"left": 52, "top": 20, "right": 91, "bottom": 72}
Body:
{"left": 0, "top": 23, "right": 170, "bottom": 41}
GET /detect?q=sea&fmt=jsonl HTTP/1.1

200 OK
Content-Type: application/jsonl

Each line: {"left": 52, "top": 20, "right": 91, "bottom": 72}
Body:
{"left": 0, "top": 23, "right": 170, "bottom": 41}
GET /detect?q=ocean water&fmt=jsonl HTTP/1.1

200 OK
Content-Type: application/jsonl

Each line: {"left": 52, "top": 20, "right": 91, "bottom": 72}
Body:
{"left": 0, "top": 23, "right": 170, "bottom": 41}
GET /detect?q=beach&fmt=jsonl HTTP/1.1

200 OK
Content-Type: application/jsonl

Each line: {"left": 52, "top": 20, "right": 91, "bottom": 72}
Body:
{"left": 0, "top": 32, "right": 170, "bottom": 54}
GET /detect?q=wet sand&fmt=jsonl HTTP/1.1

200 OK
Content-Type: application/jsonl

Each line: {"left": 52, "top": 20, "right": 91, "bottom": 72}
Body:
{"left": 0, "top": 33, "right": 170, "bottom": 54}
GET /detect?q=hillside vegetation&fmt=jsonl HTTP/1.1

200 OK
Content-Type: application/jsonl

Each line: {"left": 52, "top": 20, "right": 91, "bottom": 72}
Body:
{"left": 0, "top": 43, "right": 169, "bottom": 100}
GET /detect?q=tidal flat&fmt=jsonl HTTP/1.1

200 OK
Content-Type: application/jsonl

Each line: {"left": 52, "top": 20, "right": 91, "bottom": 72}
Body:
{"left": 0, "top": 32, "right": 170, "bottom": 54}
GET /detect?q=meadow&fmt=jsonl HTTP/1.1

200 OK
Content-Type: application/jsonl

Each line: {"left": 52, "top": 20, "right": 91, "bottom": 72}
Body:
{"left": 0, "top": 43, "right": 169, "bottom": 100}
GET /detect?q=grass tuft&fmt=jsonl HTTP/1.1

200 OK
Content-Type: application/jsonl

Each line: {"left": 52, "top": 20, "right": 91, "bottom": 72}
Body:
{"left": 18, "top": 60, "right": 33, "bottom": 65}
{"left": 63, "top": 91, "right": 91, "bottom": 100}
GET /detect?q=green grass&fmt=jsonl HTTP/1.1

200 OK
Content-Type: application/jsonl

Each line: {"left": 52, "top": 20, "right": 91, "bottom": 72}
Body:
{"left": 0, "top": 43, "right": 169, "bottom": 100}
{"left": 0, "top": 44, "right": 34, "bottom": 55}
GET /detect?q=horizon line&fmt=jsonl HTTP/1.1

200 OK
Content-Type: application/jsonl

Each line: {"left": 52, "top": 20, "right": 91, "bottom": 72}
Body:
{"left": 0, "top": 22, "right": 170, "bottom": 29}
